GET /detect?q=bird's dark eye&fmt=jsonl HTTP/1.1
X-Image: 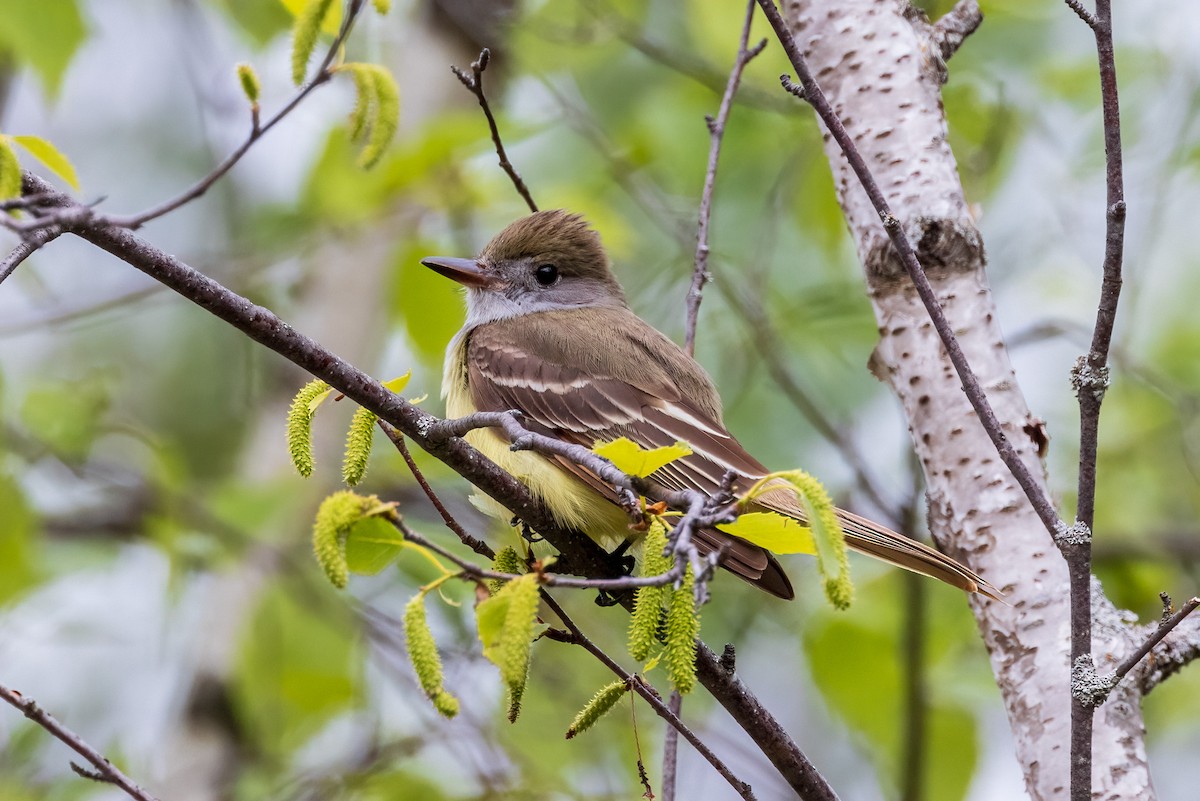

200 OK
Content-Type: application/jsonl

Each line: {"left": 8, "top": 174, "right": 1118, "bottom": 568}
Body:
{"left": 534, "top": 264, "right": 559, "bottom": 286}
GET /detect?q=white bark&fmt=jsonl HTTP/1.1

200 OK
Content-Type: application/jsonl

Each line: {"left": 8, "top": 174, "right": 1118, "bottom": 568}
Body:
{"left": 788, "top": 1, "right": 1152, "bottom": 798}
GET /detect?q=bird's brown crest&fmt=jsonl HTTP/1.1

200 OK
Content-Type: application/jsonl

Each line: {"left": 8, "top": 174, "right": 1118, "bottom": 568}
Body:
{"left": 481, "top": 209, "right": 611, "bottom": 283}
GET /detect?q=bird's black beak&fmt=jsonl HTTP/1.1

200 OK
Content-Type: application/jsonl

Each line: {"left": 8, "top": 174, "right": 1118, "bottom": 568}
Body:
{"left": 420, "top": 256, "right": 498, "bottom": 289}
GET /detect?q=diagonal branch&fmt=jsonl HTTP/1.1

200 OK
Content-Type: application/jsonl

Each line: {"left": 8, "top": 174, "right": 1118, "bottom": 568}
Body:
{"left": 0, "top": 225, "right": 61, "bottom": 285}
{"left": 0, "top": 682, "right": 160, "bottom": 801}
{"left": 15, "top": 170, "right": 829, "bottom": 799}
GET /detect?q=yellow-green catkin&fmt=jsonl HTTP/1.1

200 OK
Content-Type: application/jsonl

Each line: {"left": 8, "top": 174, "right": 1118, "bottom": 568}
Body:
{"left": 358, "top": 66, "right": 399, "bottom": 169}
{"left": 235, "top": 63, "right": 260, "bottom": 105}
{"left": 565, "top": 680, "right": 629, "bottom": 739}
{"left": 499, "top": 574, "right": 539, "bottom": 720}
{"left": 341, "top": 407, "right": 376, "bottom": 486}
{"left": 286, "top": 379, "right": 329, "bottom": 477}
{"left": 344, "top": 64, "right": 375, "bottom": 142}
{"left": 371, "top": 0, "right": 391, "bottom": 14}
{"left": 506, "top": 661, "right": 529, "bottom": 724}
{"left": 311, "top": 490, "right": 369, "bottom": 588}
{"left": 787, "top": 470, "right": 853, "bottom": 610}
{"left": 403, "top": 594, "right": 459, "bottom": 718}
{"left": 664, "top": 564, "right": 699, "bottom": 694}
{"left": 628, "top": 518, "right": 670, "bottom": 661}
{"left": 489, "top": 546, "right": 524, "bottom": 594}
{"left": 291, "top": 0, "right": 335, "bottom": 85}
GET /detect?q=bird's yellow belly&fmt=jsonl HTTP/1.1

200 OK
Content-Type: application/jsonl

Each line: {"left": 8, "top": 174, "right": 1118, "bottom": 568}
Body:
{"left": 443, "top": 340, "right": 630, "bottom": 549}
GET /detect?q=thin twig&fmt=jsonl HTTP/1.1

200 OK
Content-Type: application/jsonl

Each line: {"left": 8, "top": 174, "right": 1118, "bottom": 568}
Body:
{"left": 753, "top": 0, "right": 1064, "bottom": 536}
{"left": 100, "top": 0, "right": 367, "bottom": 229}
{"left": 0, "top": 226, "right": 61, "bottom": 285}
{"left": 1064, "top": 0, "right": 1099, "bottom": 29}
{"left": 539, "top": 592, "right": 757, "bottom": 801}
{"left": 0, "top": 682, "right": 161, "bottom": 801}
{"left": 1110, "top": 596, "right": 1200, "bottom": 692}
{"left": 662, "top": 690, "right": 683, "bottom": 801}
{"left": 377, "top": 420, "right": 494, "bottom": 558}
{"left": 930, "top": 0, "right": 983, "bottom": 63}
{"left": 1065, "top": 0, "right": 1126, "bottom": 794}
{"left": 685, "top": 0, "right": 765, "bottom": 357}
{"left": 452, "top": 48, "right": 538, "bottom": 214}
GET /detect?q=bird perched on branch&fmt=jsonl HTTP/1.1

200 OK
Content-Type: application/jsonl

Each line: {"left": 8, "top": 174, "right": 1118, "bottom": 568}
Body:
{"left": 423, "top": 210, "right": 1000, "bottom": 601}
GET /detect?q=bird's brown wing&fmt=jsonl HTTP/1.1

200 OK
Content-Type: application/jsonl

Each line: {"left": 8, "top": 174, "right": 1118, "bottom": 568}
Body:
{"left": 466, "top": 322, "right": 794, "bottom": 598}
{"left": 466, "top": 315, "right": 1001, "bottom": 602}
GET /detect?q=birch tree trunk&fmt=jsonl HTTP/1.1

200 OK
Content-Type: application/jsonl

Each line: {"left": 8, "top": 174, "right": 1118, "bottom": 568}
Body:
{"left": 786, "top": 1, "right": 1152, "bottom": 797}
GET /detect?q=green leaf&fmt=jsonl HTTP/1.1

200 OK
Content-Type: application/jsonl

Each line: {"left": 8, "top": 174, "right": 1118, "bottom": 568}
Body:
{"left": 13, "top": 135, "right": 79, "bottom": 190}
{"left": 343, "top": 515, "right": 405, "bottom": 575}
{"left": 210, "top": 0, "right": 293, "bottom": 46}
{"left": 0, "top": 473, "right": 39, "bottom": 604}
{"left": 592, "top": 437, "right": 692, "bottom": 478}
{"left": 390, "top": 241, "right": 465, "bottom": 366}
{"left": 20, "top": 377, "right": 111, "bottom": 462}
{"left": 381, "top": 372, "right": 412, "bottom": 393}
{"left": 233, "top": 581, "right": 361, "bottom": 757}
{"left": 0, "top": 138, "right": 20, "bottom": 201}
{"left": 717, "top": 512, "right": 816, "bottom": 555}
{"left": 476, "top": 583, "right": 512, "bottom": 658}
{"left": 805, "top": 597, "right": 980, "bottom": 801}
{"left": 0, "top": 0, "right": 87, "bottom": 98}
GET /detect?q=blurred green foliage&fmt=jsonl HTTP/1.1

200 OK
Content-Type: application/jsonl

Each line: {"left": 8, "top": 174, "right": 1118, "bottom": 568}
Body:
{"left": 1, "top": 0, "right": 1199, "bottom": 799}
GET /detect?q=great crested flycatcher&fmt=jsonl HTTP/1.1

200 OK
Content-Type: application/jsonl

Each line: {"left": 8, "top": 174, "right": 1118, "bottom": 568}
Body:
{"left": 423, "top": 210, "right": 999, "bottom": 601}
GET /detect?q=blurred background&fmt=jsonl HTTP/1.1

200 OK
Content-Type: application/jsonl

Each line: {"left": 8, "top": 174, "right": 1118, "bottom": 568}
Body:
{"left": 1, "top": 0, "right": 1199, "bottom": 799}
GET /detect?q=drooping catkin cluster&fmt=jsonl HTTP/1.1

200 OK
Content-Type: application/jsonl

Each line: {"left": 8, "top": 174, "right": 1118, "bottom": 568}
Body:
{"left": 489, "top": 546, "right": 525, "bottom": 594}
{"left": 311, "top": 490, "right": 376, "bottom": 589}
{"left": 565, "top": 680, "right": 629, "bottom": 739}
{"left": 477, "top": 574, "right": 540, "bottom": 722}
{"left": 403, "top": 594, "right": 459, "bottom": 718}
{"left": 286, "top": 379, "right": 330, "bottom": 478}
{"left": 628, "top": 518, "right": 671, "bottom": 662}
{"left": 665, "top": 563, "right": 699, "bottom": 694}
{"left": 784, "top": 470, "right": 853, "bottom": 610}
{"left": 341, "top": 407, "right": 376, "bottom": 486}
{"left": 627, "top": 517, "right": 699, "bottom": 694}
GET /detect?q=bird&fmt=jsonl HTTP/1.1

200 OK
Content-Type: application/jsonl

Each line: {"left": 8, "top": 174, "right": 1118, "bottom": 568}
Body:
{"left": 422, "top": 209, "right": 1000, "bottom": 601}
